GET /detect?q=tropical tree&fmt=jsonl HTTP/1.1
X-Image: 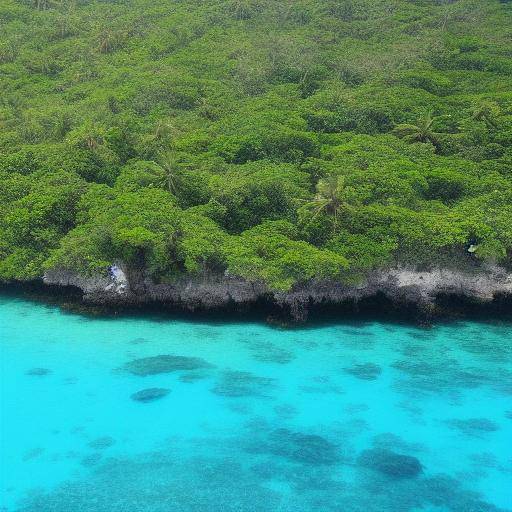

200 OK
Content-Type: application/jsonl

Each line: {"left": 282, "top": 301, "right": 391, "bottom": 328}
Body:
{"left": 67, "top": 121, "right": 105, "bottom": 151}
{"left": 152, "top": 119, "right": 178, "bottom": 143}
{"left": 140, "top": 119, "right": 180, "bottom": 158}
{"left": 156, "top": 152, "right": 182, "bottom": 195}
{"left": 32, "top": 0, "right": 51, "bottom": 10}
{"left": 471, "top": 101, "right": 500, "bottom": 129}
{"left": 96, "top": 25, "right": 126, "bottom": 54}
{"left": 303, "top": 175, "right": 351, "bottom": 232}
{"left": 228, "top": 0, "right": 260, "bottom": 20}
{"left": 392, "top": 113, "right": 441, "bottom": 150}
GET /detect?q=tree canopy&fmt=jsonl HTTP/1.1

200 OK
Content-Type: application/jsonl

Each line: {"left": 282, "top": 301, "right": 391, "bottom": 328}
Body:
{"left": 1, "top": 0, "right": 512, "bottom": 290}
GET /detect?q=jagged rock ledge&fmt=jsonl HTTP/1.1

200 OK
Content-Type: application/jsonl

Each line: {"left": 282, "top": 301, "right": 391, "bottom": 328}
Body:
{"left": 42, "top": 264, "right": 512, "bottom": 321}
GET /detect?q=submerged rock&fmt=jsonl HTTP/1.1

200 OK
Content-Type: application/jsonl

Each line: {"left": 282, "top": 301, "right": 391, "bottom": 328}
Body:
{"left": 344, "top": 363, "right": 382, "bottom": 381}
{"left": 265, "top": 429, "right": 339, "bottom": 465}
{"left": 26, "top": 368, "right": 51, "bottom": 376}
{"left": 87, "top": 437, "right": 116, "bottom": 450}
{"left": 123, "top": 355, "right": 214, "bottom": 376}
{"left": 130, "top": 388, "right": 170, "bottom": 402}
{"left": 358, "top": 448, "right": 422, "bottom": 478}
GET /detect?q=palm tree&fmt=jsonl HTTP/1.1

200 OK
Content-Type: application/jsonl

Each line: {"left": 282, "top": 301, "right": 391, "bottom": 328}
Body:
{"left": 304, "top": 175, "right": 349, "bottom": 232}
{"left": 152, "top": 119, "right": 177, "bottom": 143}
{"left": 157, "top": 152, "right": 182, "bottom": 195}
{"left": 472, "top": 101, "right": 500, "bottom": 129}
{"left": 392, "top": 112, "right": 441, "bottom": 150}
{"left": 97, "top": 29, "right": 112, "bottom": 53}
{"left": 143, "top": 119, "right": 180, "bottom": 156}
{"left": 33, "top": 0, "right": 51, "bottom": 10}
{"left": 229, "top": 0, "right": 256, "bottom": 20}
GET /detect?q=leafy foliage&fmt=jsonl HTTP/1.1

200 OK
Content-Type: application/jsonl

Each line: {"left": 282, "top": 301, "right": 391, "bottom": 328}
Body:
{"left": 1, "top": 0, "right": 512, "bottom": 289}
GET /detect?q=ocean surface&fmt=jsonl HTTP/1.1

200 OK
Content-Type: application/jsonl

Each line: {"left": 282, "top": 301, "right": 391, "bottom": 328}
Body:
{"left": 1, "top": 294, "right": 511, "bottom": 512}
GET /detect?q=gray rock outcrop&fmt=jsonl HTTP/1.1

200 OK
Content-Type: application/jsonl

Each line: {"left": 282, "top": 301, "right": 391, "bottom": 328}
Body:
{"left": 43, "top": 263, "right": 512, "bottom": 320}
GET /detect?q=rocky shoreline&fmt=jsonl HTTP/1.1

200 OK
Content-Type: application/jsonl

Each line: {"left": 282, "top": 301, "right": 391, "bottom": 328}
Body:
{"left": 39, "top": 263, "right": 512, "bottom": 321}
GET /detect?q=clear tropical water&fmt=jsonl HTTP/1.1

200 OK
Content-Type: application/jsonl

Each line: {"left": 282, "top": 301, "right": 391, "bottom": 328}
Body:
{"left": 1, "top": 294, "right": 511, "bottom": 512}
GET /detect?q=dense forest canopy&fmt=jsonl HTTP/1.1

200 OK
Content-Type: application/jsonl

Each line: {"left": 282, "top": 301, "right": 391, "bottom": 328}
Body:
{"left": 1, "top": 0, "right": 511, "bottom": 290}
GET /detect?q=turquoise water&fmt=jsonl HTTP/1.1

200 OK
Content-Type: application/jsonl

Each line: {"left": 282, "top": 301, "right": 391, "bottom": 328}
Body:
{"left": 1, "top": 295, "right": 511, "bottom": 512}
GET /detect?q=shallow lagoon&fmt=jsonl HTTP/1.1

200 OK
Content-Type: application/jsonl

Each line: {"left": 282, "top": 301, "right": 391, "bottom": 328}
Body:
{"left": 1, "top": 295, "right": 511, "bottom": 512}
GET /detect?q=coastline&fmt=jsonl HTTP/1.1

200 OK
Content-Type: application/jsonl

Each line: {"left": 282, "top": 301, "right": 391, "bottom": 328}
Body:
{"left": 3, "top": 263, "right": 510, "bottom": 323}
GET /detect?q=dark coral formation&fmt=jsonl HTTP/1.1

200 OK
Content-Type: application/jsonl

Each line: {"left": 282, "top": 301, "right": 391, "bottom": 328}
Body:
{"left": 248, "top": 341, "right": 295, "bottom": 365}
{"left": 130, "top": 388, "right": 170, "bottom": 402}
{"left": 22, "top": 447, "right": 44, "bottom": 461}
{"left": 18, "top": 440, "right": 510, "bottom": 512}
{"left": 262, "top": 429, "right": 339, "bottom": 465}
{"left": 344, "top": 363, "right": 382, "bottom": 381}
{"left": 358, "top": 448, "right": 423, "bottom": 479}
{"left": 446, "top": 418, "right": 500, "bottom": 436}
{"left": 273, "top": 404, "right": 297, "bottom": 419}
{"left": 212, "top": 371, "right": 276, "bottom": 398}
{"left": 391, "top": 354, "right": 512, "bottom": 399}
{"left": 179, "top": 372, "right": 209, "bottom": 383}
{"left": 123, "top": 355, "right": 214, "bottom": 376}
{"left": 25, "top": 368, "right": 51, "bottom": 376}
{"left": 87, "top": 437, "right": 116, "bottom": 450}
{"left": 18, "top": 453, "right": 282, "bottom": 512}
{"left": 80, "top": 453, "right": 103, "bottom": 467}
{"left": 130, "top": 337, "right": 151, "bottom": 345}
{"left": 371, "top": 433, "right": 425, "bottom": 454}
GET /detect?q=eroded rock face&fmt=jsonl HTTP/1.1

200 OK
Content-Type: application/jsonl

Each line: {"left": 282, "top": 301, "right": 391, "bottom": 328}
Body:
{"left": 358, "top": 448, "right": 423, "bottom": 479}
{"left": 42, "top": 263, "right": 512, "bottom": 320}
{"left": 130, "top": 388, "right": 170, "bottom": 402}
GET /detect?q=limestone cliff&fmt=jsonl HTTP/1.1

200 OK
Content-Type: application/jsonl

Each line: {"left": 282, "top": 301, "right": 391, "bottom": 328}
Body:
{"left": 42, "top": 263, "right": 512, "bottom": 320}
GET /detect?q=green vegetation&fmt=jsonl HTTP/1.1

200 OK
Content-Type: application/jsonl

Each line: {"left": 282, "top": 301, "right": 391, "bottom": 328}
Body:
{"left": 1, "top": 0, "right": 512, "bottom": 291}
